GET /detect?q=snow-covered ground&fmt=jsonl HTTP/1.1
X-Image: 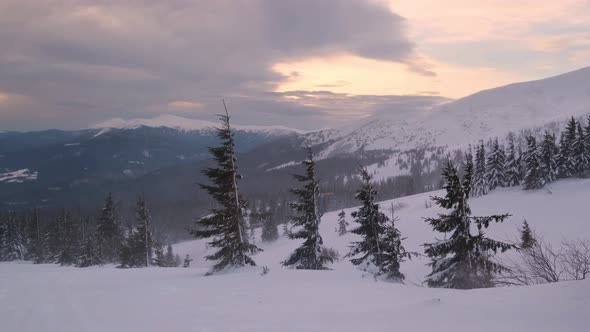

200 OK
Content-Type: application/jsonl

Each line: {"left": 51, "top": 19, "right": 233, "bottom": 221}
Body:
{"left": 1, "top": 179, "right": 589, "bottom": 331}
{"left": 0, "top": 169, "right": 38, "bottom": 184}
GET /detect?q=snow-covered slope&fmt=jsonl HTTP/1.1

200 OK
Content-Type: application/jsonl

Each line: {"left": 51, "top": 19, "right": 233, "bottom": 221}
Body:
{"left": 306, "top": 66, "right": 590, "bottom": 157}
{"left": 93, "top": 114, "right": 305, "bottom": 136}
{"left": 2, "top": 178, "right": 589, "bottom": 332}
{"left": 177, "top": 178, "right": 590, "bottom": 284}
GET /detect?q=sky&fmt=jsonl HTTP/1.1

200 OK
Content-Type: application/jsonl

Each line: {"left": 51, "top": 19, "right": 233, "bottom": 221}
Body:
{"left": 1, "top": 0, "right": 589, "bottom": 131}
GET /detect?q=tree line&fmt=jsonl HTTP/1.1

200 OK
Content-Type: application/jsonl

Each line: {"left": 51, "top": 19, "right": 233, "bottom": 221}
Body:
{"left": 468, "top": 115, "right": 590, "bottom": 195}
{"left": 0, "top": 194, "right": 182, "bottom": 268}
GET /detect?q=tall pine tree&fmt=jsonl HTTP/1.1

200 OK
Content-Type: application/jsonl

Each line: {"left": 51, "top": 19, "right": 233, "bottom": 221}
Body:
{"left": 504, "top": 135, "right": 521, "bottom": 187}
{"left": 539, "top": 131, "right": 558, "bottom": 184}
{"left": 190, "top": 103, "right": 261, "bottom": 272}
{"left": 523, "top": 135, "right": 543, "bottom": 190}
{"left": 424, "top": 160, "right": 514, "bottom": 289}
{"left": 557, "top": 117, "right": 578, "bottom": 178}
{"left": 485, "top": 139, "right": 506, "bottom": 190}
{"left": 282, "top": 147, "right": 332, "bottom": 270}
{"left": 0, "top": 212, "right": 26, "bottom": 261}
{"left": 584, "top": 114, "right": 590, "bottom": 172}
{"left": 76, "top": 235, "right": 102, "bottom": 267}
{"left": 55, "top": 209, "right": 79, "bottom": 266}
{"left": 347, "top": 167, "right": 408, "bottom": 280}
{"left": 336, "top": 210, "right": 348, "bottom": 236}
{"left": 259, "top": 207, "right": 279, "bottom": 243}
{"left": 132, "top": 195, "right": 153, "bottom": 267}
{"left": 96, "top": 193, "right": 122, "bottom": 263}
{"left": 575, "top": 122, "right": 589, "bottom": 173}
{"left": 472, "top": 142, "right": 488, "bottom": 197}
{"left": 119, "top": 195, "right": 154, "bottom": 268}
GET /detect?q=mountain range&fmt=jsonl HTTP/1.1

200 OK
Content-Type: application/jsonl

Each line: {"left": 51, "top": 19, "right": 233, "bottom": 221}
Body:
{"left": 2, "top": 66, "right": 590, "bottom": 235}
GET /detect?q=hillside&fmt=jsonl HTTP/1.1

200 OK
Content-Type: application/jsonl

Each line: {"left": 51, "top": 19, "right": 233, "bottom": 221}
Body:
{"left": 2, "top": 178, "right": 589, "bottom": 332}
{"left": 305, "top": 66, "right": 590, "bottom": 156}
{"left": 177, "top": 178, "right": 590, "bottom": 284}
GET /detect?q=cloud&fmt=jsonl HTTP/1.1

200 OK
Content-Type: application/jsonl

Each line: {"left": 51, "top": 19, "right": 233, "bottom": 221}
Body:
{"left": 168, "top": 101, "right": 205, "bottom": 110}
{"left": 0, "top": 0, "right": 425, "bottom": 130}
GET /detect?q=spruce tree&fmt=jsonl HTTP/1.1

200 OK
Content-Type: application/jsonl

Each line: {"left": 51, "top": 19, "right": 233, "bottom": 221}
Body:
{"left": 44, "top": 219, "right": 60, "bottom": 263}
{"left": 190, "top": 104, "right": 261, "bottom": 272}
{"left": 96, "top": 193, "right": 122, "bottom": 263}
{"left": 76, "top": 235, "right": 102, "bottom": 267}
{"left": 557, "top": 117, "right": 578, "bottom": 178}
{"left": 424, "top": 160, "right": 514, "bottom": 289}
{"left": 347, "top": 167, "right": 408, "bottom": 280}
{"left": 282, "top": 147, "right": 332, "bottom": 270}
{"left": 519, "top": 220, "right": 536, "bottom": 249}
{"left": 523, "top": 135, "right": 543, "bottom": 190}
{"left": 539, "top": 131, "right": 558, "bottom": 184}
{"left": 575, "top": 122, "right": 589, "bottom": 172}
{"left": 472, "top": 142, "right": 488, "bottom": 197}
{"left": 485, "top": 139, "right": 506, "bottom": 190}
{"left": 165, "top": 244, "right": 176, "bottom": 267}
{"left": 380, "top": 216, "right": 411, "bottom": 281}
{"left": 55, "top": 210, "right": 79, "bottom": 266}
{"left": 260, "top": 208, "right": 279, "bottom": 243}
{"left": 505, "top": 135, "right": 521, "bottom": 187}
{"left": 584, "top": 114, "right": 590, "bottom": 172}
{"left": 121, "top": 195, "right": 154, "bottom": 267}
{"left": 337, "top": 210, "right": 348, "bottom": 236}
{"left": 153, "top": 242, "right": 166, "bottom": 267}
{"left": 0, "top": 212, "right": 26, "bottom": 261}
{"left": 29, "top": 210, "right": 47, "bottom": 264}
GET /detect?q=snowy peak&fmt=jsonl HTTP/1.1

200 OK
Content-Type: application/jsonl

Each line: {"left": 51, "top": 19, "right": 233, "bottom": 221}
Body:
{"left": 93, "top": 114, "right": 305, "bottom": 136}
{"left": 305, "top": 66, "right": 590, "bottom": 156}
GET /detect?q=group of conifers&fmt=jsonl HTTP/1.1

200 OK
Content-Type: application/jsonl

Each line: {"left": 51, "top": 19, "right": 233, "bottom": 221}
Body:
{"left": 191, "top": 109, "right": 524, "bottom": 289}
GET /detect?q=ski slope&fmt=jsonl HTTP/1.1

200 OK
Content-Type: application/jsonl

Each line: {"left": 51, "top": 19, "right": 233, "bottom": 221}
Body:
{"left": 1, "top": 179, "right": 589, "bottom": 332}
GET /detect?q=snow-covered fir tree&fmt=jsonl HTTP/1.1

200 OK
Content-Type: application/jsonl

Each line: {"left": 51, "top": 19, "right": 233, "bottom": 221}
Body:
{"left": 55, "top": 209, "right": 79, "bottom": 266}
{"left": 504, "top": 135, "right": 521, "bottom": 187}
{"left": 190, "top": 106, "right": 260, "bottom": 272}
{"left": 282, "top": 147, "right": 332, "bottom": 270}
{"left": 523, "top": 135, "right": 543, "bottom": 190}
{"left": 0, "top": 213, "right": 26, "bottom": 261}
{"left": 472, "top": 142, "right": 488, "bottom": 197}
{"left": 584, "top": 114, "right": 590, "bottom": 171}
{"left": 380, "top": 216, "right": 412, "bottom": 281}
{"left": 539, "top": 131, "right": 558, "bottom": 184}
{"left": 485, "top": 138, "right": 506, "bottom": 190}
{"left": 519, "top": 220, "right": 536, "bottom": 249}
{"left": 135, "top": 195, "right": 153, "bottom": 267}
{"left": 119, "top": 195, "right": 154, "bottom": 268}
{"left": 96, "top": 193, "right": 122, "bottom": 263}
{"left": 260, "top": 207, "right": 279, "bottom": 243}
{"left": 153, "top": 242, "right": 166, "bottom": 267}
{"left": 424, "top": 160, "right": 514, "bottom": 289}
{"left": 517, "top": 143, "right": 525, "bottom": 181}
{"left": 337, "top": 210, "right": 348, "bottom": 236}
{"left": 557, "top": 117, "right": 578, "bottom": 178}
{"left": 76, "top": 236, "right": 102, "bottom": 267}
{"left": 348, "top": 167, "right": 408, "bottom": 280}
{"left": 25, "top": 209, "right": 45, "bottom": 263}
{"left": 575, "top": 122, "right": 589, "bottom": 172}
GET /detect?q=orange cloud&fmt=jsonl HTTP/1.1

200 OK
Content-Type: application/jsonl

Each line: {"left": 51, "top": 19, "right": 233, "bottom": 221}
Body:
{"left": 168, "top": 100, "right": 205, "bottom": 110}
{"left": 391, "top": 0, "right": 590, "bottom": 43}
{"left": 273, "top": 53, "right": 520, "bottom": 99}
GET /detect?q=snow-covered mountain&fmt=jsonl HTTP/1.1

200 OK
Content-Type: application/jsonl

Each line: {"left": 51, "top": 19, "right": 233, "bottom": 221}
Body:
{"left": 305, "top": 66, "right": 590, "bottom": 157}
{"left": 93, "top": 114, "right": 305, "bottom": 136}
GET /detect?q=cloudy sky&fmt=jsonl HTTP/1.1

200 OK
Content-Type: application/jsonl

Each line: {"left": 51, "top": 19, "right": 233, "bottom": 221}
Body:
{"left": 1, "top": 0, "right": 589, "bottom": 131}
